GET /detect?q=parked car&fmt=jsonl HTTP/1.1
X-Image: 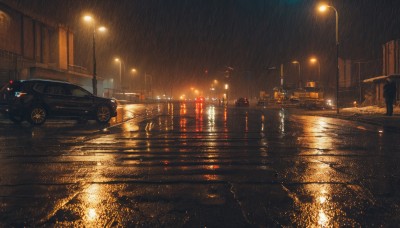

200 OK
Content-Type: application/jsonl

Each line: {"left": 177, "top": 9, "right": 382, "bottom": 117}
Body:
{"left": 235, "top": 97, "right": 249, "bottom": 107}
{"left": 0, "top": 79, "right": 117, "bottom": 125}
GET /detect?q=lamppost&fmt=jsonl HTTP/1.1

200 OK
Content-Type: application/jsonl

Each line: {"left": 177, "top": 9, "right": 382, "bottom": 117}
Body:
{"left": 83, "top": 15, "right": 106, "bottom": 96}
{"left": 114, "top": 58, "right": 123, "bottom": 90}
{"left": 224, "top": 83, "right": 229, "bottom": 105}
{"left": 130, "top": 68, "right": 137, "bottom": 91}
{"left": 212, "top": 79, "right": 218, "bottom": 100}
{"left": 292, "top": 61, "right": 301, "bottom": 88}
{"left": 318, "top": 3, "right": 339, "bottom": 114}
{"left": 309, "top": 57, "right": 321, "bottom": 83}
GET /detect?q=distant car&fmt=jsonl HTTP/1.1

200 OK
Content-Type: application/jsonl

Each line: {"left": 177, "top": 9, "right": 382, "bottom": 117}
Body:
{"left": 235, "top": 97, "right": 249, "bottom": 107}
{"left": 195, "top": 96, "right": 205, "bottom": 103}
{"left": 257, "top": 100, "right": 268, "bottom": 106}
{"left": 0, "top": 79, "right": 117, "bottom": 125}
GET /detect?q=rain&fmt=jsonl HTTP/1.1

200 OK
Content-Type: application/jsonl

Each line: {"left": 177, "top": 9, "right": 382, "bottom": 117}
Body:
{"left": 8, "top": 0, "right": 399, "bottom": 97}
{"left": 1, "top": 0, "right": 400, "bottom": 226}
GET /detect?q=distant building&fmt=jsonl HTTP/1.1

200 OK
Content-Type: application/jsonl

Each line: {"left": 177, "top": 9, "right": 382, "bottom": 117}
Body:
{"left": 383, "top": 39, "right": 400, "bottom": 75}
{"left": 363, "top": 39, "right": 400, "bottom": 106}
{"left": 0, "top": 1, "right": 103, "bottom": 94}
{"left": 339, "top": 58, "right": 353, "bottom": 88}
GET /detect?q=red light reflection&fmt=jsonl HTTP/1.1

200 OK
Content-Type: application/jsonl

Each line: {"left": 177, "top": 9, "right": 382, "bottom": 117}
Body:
{"left": 195, "top": 102, "right": 203, "bottom": 132}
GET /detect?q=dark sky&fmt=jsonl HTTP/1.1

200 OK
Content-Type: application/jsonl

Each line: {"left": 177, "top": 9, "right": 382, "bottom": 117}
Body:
{"left": 12, "top": 0, "right": 400, "bottom": 97}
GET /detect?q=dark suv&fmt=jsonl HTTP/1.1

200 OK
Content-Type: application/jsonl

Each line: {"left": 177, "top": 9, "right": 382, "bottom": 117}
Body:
{"left": 235, "top": 97, "right": 249, "bottom": 107}
{"left": 0, "top": 79, "right": 117, "bottom": 125}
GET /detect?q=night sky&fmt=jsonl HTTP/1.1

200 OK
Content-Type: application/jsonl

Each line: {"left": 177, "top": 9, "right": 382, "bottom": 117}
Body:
{"left": 13, "top": 0, "right": 400, "bottom": 98}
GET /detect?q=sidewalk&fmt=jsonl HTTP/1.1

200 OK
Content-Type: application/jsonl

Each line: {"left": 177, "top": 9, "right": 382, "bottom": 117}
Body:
{"left": 303, "top": 105, "right": 400, "bottom": 131}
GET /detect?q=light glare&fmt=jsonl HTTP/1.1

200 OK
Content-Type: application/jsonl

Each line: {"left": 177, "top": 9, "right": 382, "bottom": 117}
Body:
{"left": 319, "top": 5, "right": 327, "bottom": 12}
{"left": 83, "top": 15, "right": 93, "bottom": 22}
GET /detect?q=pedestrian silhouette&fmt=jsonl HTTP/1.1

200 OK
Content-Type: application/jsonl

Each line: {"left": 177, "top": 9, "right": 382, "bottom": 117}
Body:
{"left": 383, "top": 78, "right": 396, "bottom": 116}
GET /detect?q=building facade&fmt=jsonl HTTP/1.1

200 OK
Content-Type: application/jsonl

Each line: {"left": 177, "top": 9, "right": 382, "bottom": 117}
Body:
{"left": 363, "top": 39, "right": 400, "bottom": 106}
{"left": 0, "top": 2, "right": 103, "bottom": 94}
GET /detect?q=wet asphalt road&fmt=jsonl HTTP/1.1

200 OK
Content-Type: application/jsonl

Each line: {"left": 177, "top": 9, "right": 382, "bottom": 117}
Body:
{"left": 1, "top": 102, "right": 400, "bottom": 227}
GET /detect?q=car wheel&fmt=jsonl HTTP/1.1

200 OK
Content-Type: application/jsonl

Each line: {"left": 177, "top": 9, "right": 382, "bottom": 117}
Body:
{"left": 27, "top": 106, "right": 47, "bottom": 125}
{"left": 96, "top": 105, "right": 111, "bottom": 123}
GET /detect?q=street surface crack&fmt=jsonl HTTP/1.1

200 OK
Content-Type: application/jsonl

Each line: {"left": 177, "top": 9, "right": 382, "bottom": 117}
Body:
{"left": 228, "top": 181, "right": 253, "bottom": 226}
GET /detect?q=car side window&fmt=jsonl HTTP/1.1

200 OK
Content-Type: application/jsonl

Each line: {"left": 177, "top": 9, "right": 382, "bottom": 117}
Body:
{"left": 44, "top": 84, "right": 67, "bottom": 95}
{"left": 32, "top": 82, "right": 45, "bottom": 93}
{"left": 69, "top": 85, "right": 91, "bottom": 97}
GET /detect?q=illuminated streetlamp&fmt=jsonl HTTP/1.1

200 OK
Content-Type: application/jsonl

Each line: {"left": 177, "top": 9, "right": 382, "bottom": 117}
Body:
{"left": 114, "top": 58, "right": 123, "bottom": 90}
{"left": 209, "top": 79, "right": 219, "bottom": 100}
{"left": 129, "top": 68, "right": 137, "bottom": 91}
{"left": 292, "top": 61, "right": 301, "bottom": 88}
{"left": 83, "top": 15, "right": 106, "bottom": 96}
{"left": 224, "top": 83, "right": 229, "bottom": 105}
{"left": 309, "top": 57, "right": 321, "bottom": 82}
{"left": 318, "top": 3, "right": 339, "bottom": 113}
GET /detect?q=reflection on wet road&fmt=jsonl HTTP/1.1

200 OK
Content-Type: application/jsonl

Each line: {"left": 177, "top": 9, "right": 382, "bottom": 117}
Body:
{"left": 0, "top": 102, "right": 400, "bottom": 226}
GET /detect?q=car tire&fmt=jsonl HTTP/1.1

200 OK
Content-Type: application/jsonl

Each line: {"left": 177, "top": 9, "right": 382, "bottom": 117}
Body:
{"left": 96, "top": 105, "right": 111, "bottom": 123}
{"left": 27, "top": 106, "right": 47, "bottom": 125}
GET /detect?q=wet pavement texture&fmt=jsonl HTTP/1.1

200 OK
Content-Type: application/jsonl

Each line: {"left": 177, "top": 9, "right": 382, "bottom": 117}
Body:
{"left": 1, "top": 102, "right": 400, "bottom": 227}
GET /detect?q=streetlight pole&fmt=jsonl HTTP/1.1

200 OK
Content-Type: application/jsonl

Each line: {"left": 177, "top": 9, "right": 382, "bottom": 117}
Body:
{"left": 83, "top": 16, "right": 98, "bottom": 95}
{"left": 335, "top": 9, "right": 339, "bottom": 114}
{"left": 92, "top": 28, "right": 97, "bottom": 96}
{"left": 114, "top": 58, "right": 123, "bottom": 90}
{"left": 130, "top": 68, "right": 137, "bottom": 91}
{"left": 83, "top": 15, "right": 106, "bottom": 96}
{"left": 292, "top": 61, "right": 301, "bottom": 88}
{"left": 332, "top": 7, "right": 339, "bottom": 114}
{"left": 319, "top": 4, "right": 339, "bottom": 114}
{"left": 310, "top": 58, "right": 321, "bottom": 83}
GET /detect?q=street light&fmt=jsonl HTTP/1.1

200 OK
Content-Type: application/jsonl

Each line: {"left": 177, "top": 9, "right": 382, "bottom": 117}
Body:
{"left": 114, "top": 58, "right": 123, "bottom": 90}
{"left": 318, "top": 3, "right": 339, "bottom": 114}
{"left": 309, "top": 57, "right": 321, "bottom": 83}
{"left": 224, "top": 83, "right": 229, "bottom": 105}
{"left": 130, "top": 68, "right": 137, "bottom": 91}
{"left": 83, "top": 15, "right": 106, "bottom": 96}
{"left": 292, "top": 61, "right": 301, "bottom": 88}
{"left": 210, "top": 79, "right": 218, "bottom": 99}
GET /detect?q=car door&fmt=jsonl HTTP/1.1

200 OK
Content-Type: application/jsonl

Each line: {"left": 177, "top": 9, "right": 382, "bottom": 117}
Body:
{"left": 42, "top": 83, "right": 71, "bottom": 116}
{"left": 64, "top": 84, "right": 95, "bottom": 116}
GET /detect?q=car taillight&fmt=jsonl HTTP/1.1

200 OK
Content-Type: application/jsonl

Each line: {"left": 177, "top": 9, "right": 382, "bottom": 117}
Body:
{"left": 15, "top": 92, "right": 27, "bottom": 97}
